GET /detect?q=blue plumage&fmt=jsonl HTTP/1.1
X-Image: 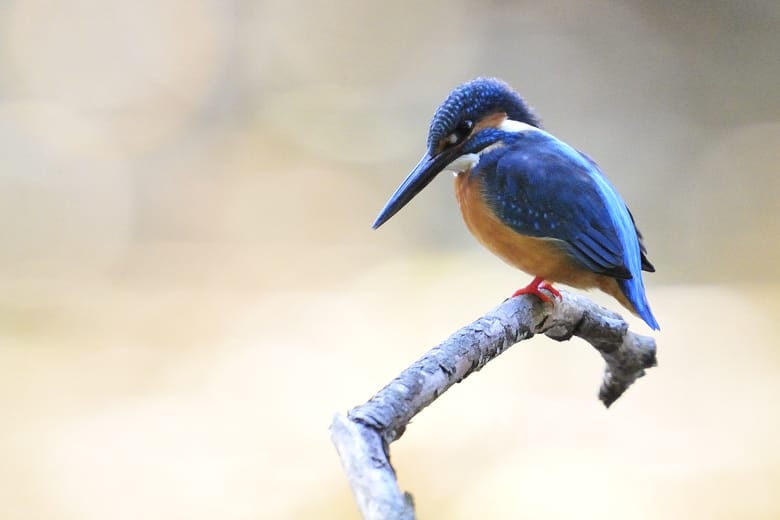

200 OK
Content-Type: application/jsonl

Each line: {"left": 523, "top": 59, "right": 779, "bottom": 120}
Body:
{"left": 476, "top": 128, "right": 658, "bottom": 329}
{"left": 427, "top": 78, "right": 541, "bottom": 153}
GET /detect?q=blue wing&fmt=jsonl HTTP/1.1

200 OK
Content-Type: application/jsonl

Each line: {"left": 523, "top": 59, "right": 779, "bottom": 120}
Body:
{"left": 579, "top": 151, "right": 655, "bottom": 273}
{"left": 478, "top": 134, "right": 632, "bottom": 280}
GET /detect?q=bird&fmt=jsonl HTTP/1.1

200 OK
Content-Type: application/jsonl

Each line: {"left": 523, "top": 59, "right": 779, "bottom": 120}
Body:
{"left": 372, "top": 77, "right": 659, "bottom": 330}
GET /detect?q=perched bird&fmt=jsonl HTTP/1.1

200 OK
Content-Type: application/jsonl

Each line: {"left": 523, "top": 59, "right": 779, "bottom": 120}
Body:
{"left": 372, "top": 77, "right": 659, "bottom": 330}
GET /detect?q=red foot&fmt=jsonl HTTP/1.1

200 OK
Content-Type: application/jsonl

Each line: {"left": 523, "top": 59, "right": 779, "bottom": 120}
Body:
{"left": 511, "top": 276, "right": 561, "bottom": 303}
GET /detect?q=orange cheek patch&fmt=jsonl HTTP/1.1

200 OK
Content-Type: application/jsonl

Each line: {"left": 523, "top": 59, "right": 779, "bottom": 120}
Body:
{"left": 473, "top": 111, "right": 508, "bottom": 132}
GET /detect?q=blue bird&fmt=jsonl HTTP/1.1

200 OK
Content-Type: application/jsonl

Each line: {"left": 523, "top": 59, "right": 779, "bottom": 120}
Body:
{"left": 373, "top": 77, "right": 659, "bottom": 330}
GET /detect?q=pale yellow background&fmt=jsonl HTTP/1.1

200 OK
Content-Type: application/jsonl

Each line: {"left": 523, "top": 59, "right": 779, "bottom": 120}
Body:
{"left": 1, "top": 1, "right": 779, "bottom": 519}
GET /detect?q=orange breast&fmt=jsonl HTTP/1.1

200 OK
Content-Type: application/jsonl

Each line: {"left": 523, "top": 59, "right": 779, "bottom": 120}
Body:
{"left": 454, "top": 170, "right": 636, "bottom": 314}
{"left": 455, "top": 170, "right": 570, "bottom": 279}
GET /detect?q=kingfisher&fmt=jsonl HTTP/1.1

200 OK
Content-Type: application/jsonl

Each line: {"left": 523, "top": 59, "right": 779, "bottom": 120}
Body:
{"left": 372, "top": 77, "right": 659, "bottom": 330}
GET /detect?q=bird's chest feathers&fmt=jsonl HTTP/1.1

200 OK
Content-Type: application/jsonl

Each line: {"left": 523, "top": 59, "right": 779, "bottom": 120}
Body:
{"left": 454, "top": 171, "right": 574, "bottom": 280}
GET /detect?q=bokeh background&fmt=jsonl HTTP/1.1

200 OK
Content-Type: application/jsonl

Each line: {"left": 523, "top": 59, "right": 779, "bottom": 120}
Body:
{"left": 1, "top": 0, "right": 779, "bottom": 518}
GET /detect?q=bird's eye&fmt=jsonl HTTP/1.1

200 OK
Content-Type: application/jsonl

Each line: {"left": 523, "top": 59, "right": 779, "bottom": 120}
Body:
{"left": 445, "top": 119, "right": 474, "bottom": 146}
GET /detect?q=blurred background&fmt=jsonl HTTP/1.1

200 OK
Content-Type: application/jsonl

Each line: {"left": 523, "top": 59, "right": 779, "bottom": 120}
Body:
{"left": 1, "top": 0, "right": 779, "bottom": 518}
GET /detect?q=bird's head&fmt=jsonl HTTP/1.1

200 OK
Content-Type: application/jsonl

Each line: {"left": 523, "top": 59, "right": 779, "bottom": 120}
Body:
{"left": 372, "top": 77, "right": 541, "bottom": 229}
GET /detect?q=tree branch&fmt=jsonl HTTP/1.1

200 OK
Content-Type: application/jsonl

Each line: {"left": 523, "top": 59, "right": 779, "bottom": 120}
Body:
{"left": 330, "top": 290, "right": 657, "bottom": 520}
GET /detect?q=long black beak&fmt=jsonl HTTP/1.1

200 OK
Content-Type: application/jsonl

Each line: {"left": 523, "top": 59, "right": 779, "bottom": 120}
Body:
{"left": 372, "top": 149, "right": 459, "bottom": 229}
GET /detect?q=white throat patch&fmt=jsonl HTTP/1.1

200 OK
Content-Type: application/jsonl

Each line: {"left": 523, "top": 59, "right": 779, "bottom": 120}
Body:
{"left": 443, "top": 153, "right": 479, "bottom": 176}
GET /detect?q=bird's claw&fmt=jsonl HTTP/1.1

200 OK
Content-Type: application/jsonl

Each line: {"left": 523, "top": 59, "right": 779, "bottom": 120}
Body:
{"left": 512, "top": 277, "right": 561, "bottom": 303}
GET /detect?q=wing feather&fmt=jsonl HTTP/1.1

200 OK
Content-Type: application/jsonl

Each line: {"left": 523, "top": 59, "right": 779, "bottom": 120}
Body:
{"left": 479, "top": 133, "right": 635, "bottom": 279}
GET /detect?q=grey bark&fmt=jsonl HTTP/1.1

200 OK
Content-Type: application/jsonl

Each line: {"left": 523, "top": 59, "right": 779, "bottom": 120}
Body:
{"left": 330, "top": 291, "right": 657, "bottom": 520}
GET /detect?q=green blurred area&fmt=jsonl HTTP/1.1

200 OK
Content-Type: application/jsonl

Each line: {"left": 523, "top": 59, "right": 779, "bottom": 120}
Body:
{"left": 1, "top": 0, "right": 779, "bottom": 518}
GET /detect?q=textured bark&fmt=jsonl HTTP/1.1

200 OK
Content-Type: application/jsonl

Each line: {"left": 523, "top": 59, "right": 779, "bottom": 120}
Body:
{"left": 330, "top": 290, "right": 657, "bottom": 520}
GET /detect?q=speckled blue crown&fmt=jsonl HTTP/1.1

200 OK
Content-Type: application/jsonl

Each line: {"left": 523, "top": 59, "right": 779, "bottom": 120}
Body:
{"left": 426, "top": 77, "right": 541, "bottom": 151}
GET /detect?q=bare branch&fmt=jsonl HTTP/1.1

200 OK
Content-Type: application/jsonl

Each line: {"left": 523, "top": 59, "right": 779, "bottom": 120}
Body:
{"left": 330, "top": 291, "right": 657, "bottom": 520}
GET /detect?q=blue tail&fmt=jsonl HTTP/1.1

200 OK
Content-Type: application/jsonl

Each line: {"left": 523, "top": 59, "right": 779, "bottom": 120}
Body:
{"left": 618, "top": 278, "right": 660, "bottom": 330}
{"left": 572, "top": 151, "right": 659, "bottom": 331}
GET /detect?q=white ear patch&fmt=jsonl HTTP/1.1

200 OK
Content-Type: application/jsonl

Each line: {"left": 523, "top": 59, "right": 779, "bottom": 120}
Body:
{"left": 498, "top": 119, "right": 537, "bottom": 133}
{"left": 444, "top": 153, "right": 479, "bottom": 175}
